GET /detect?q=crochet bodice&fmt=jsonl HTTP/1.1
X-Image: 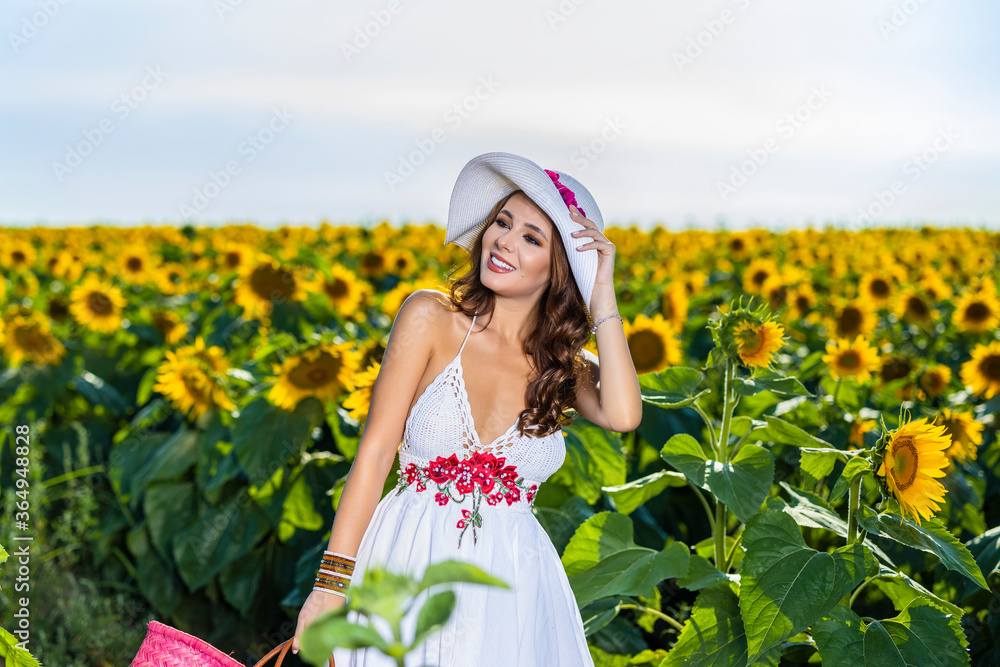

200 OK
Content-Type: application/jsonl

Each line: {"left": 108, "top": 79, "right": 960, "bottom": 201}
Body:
{"left": 398, "top": 313, "right": 566, "bottom": 487}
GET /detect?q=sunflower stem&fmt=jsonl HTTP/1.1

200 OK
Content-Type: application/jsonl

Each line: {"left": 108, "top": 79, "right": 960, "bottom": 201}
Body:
{"left": 618, "top": 604, "right": 686, "bottom": 633}
{"left": 715, "top": 500, "right": 728, "bottom": 571}
{"left": 723, "top": 528, "right": 744, "bottom": 572}
{"left": 692, "top": 401, "right": 718, "bottom": 456}
{"left": 687, "top": 480, "right": 715, "bottom": 533}
{"left": 848, "top": 574, "right": 878, "bottom": 608}
{"left": 714, "top": 357, "right": 736, "bottom": 571}
{"left": 631, "top": 430, "right": 642, "bottom": 469}
{"left": 846, "top": 474, "right": 862, "bottom": 546}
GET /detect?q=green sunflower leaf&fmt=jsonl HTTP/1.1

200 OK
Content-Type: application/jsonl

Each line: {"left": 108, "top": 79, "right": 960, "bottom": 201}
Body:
{"left": 739, "top": 509, "right": 876, "bottom": 663}
{"left": 665, "top": 583, "right": 779, "bottom": 667}
{"left": 660, "top": 434, "right": 774, "bottom": 523}
{"left": 603, "top": 469, "right": 687, "bottom": 515}
{"left": 638, "top": 366, "right": 709, "bottom": 408}
{"left": 856, "top": 506, "right": 988, "bottom": 591}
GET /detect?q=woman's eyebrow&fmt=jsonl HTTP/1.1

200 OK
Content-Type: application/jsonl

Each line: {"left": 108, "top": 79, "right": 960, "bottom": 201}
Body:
{"left": 499, "top": 209, "right": 548, "bottom": 241}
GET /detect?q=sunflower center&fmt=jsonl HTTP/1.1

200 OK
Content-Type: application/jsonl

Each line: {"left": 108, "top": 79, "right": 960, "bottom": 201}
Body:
{"left": 890, "top": 435, "right": 919, "bottom": 490}
{"left": 250, "top": 265, "right": 295, "bottom": 301}
{"left": 880, "top": 357, "right": 913, "bottom": 382}
{"left": 181, "top": 367, "right": 212, "bottom": 405}
{"left": 736, "top": 326, "right": 765, "bottom": 357}
{"left": 13, "top": 251, "right": 26, "bottom": 264}
{"left": 225, "top": 252, "right": 241, "bottom": 269}
{"left": 795, "top": 295, "right": 811, "bottom": 313}
{"left": 870, "top": 279, "right": 890, "bottom": 298}
{"left": 980, "top": 354, "right": 1000, "bottom": 382}
{"left": 921, "top": 372, "right": 945, "bottom": 393}
{"left": 965, "top": 301, "right": 990, "bottom": 323}
{"left": 628, "top": 330, "right": 666, "bottom": 373}
{"left": 730, "top": 238, "right": 745, "bottom": 253}
{"left": 13, "top": 323, "right": 46, "bottom": 354}
{"left": 127, "top": 257, "right": 143, "bottom": 272}
{"left": 906, "top": 296, "right": 928, "bottom": 318}
{"left": 87, "top": 291, "right": 113, "bottom": 315}
{"left": 769, "top": 286, "right": 787, "bottom": 309}
{"left": 361, "top": 252, "right": 384, "bottom": 272}
{"left": 289, "top": 352, "right": 343, "bottom": 389}
{"left": 48, "top": 299, "right": 69, "bottom": 320}
{"left": 838, "top": 350, "right": 860, "bottom": 369}
{"left": 752, "top": 270, "right": 769, "bottom": 287}
{"left": 326, "top": 278, "right": 349, "bottom": 299}
{"left": 838, "top": 307, "right": 862, "bottom": 337}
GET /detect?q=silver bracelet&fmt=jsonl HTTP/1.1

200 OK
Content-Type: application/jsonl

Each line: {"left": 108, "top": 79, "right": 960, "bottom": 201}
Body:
{"left": 590, "top": 312, "right": 623, "bottom": 335}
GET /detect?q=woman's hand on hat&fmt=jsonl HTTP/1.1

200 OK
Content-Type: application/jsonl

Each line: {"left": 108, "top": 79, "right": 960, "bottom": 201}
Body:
{"left": 569, "top": 204, "right": 616, "bottom": 286}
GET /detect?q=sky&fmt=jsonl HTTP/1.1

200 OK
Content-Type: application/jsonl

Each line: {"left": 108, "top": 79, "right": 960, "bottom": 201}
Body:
{"left": 3, "top": 0, "right": 999, "bottom": 231}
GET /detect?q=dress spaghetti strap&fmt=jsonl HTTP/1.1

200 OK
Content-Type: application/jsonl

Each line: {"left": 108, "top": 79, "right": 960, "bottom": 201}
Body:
{"left": 458, "top": 312, "right": 477, "bottom": 355}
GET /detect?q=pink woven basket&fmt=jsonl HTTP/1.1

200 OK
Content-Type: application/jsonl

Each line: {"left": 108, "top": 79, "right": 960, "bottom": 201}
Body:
{"left": 130, "top": 620, "right": 333, "bottom": 667}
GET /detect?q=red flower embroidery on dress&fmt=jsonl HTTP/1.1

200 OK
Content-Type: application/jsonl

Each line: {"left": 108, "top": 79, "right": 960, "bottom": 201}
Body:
{"left": 394, "top": 451, "right": 538, "bottom": 548}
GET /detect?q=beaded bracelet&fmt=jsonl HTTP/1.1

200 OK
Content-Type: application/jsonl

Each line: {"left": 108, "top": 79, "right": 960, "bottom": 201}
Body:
{"left": 590, "top": 312, "right": 623, "bottom": 335}
{"left": 314, "top": 550, "right": 356, "bottom": 600}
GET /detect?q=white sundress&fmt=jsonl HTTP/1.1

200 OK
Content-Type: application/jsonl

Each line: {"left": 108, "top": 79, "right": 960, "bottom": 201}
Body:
{"left": 332, "top": 312, "right": 595, "bottom": 667}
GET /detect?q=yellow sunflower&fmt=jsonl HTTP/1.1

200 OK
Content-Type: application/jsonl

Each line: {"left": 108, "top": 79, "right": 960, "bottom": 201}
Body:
{"left": 893, "top": 287, "right": 938, "bottom": 327}
{"left": 358, "top": 249, "right": 389, "bottom": 280}
{"left": 952, "top": 287, "right": 1000, "bottom": 334}
{"left": 150, "top": 310, "right": 190, "bottom": 345}
{"left": 312, "top": 263, "right": 369, "bottom": 319}
{"left": 875, "top": 413, "right": 950, "bottom": 525}
{"left": 384, "top": 247, "right": 419, "bottom": 279}
{"left": 342, "top": 361, "right": 381, "bottom": 423}
{"left": 381, "top": 281, "right": 445, "bottom": 321}
{"left": 859, "top": 269, "right": 899, "bottom": 309}
{"left": 681, "top": 270, "right": 708, "bottom": 298}
{"left": 822, "top": 336, "right": 881, "bottom": 382}
{"left": 826, "top": 297, "right": 879, "bottom": 341}
{"left": 732, "top": 319, "right": 785, "bottom": 369}
{"left": 933, "top": 408, "right": 983, "bottom": 466}
{"left": 68, "top": 274, "right": 127, "bottom": 334}
{"left": 152, "top": 262, "right": 193, "bottom": 296}
{"left": 267, "top": 342, "right": 363, "bottom": 411}
{"left": 918, "top": 364, "right": 952, "bottom": 398}
{"left": 2, "top": 239, "right": 37, "bottom": 272}
{"left": 848, "top": 417, "right": 876, "bottom": 450}
{"left": 217, "top": 242, "right": 254, "bottom": 274}
{"left": 659, "top": 282, "right": 689, "bottom": 332}
{"left": 114, "top": 246, "right": 156, "bottom": 285}
{"left": 754, "top": 277, "right": 783, "bottom": 314}
{"left": 960, "top": 341, "right": 1000, "bottom": 399}
{"left": 918, "top": 270, "right": 952, "bottom": 302}
{"left": 234, "top": 253, "right": 308, "bottom": 321}
{"left": 1, "top": 311, "right": 65, "bottom": 367}
{"left": 742, "top": 258, "right": 780, "bottom": 296}
{"left": 622, "top": 313, "right": 682, "bottom": 375}
{"left": 786, "top": 283, "right": 818, "bottom": 324}
{"left": 724, "top": 231, "right": 753, "bottom": 262}
{"left": 154, "top": 340, "right": 235, "bottom": 421}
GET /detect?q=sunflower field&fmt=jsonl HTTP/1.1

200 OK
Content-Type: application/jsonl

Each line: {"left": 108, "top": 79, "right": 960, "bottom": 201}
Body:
{"left": 1, "top": 222, "right": 999, "bottom": 666}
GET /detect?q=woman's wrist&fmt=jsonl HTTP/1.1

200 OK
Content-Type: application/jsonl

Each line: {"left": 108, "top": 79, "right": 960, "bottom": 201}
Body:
{"left": 590, "top": 312, "right": 623, "bottom": 335}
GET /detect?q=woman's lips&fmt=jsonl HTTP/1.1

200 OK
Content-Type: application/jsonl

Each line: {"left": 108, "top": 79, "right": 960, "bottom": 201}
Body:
{"left": 488, "top": 252, "right": 515, "bottom": 273}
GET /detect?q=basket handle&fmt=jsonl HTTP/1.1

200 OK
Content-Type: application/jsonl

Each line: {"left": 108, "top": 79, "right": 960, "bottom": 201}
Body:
{"left": 252, "top": 639, "right": 333, "bottom": 667}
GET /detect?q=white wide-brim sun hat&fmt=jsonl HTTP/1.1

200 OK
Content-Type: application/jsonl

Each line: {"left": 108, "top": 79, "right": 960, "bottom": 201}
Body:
{"left": 445, "top": 151, "right": 604, "bottom": 320}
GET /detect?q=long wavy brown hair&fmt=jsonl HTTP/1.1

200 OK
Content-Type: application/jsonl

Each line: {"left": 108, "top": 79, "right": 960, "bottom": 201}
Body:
{"left": 446, "top": 190, "right": 591, "bottom": 438}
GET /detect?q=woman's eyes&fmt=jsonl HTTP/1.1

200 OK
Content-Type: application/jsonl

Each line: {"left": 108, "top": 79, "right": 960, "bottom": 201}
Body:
{"left": 496, "top": 220, "right": 540, "bottom": 245}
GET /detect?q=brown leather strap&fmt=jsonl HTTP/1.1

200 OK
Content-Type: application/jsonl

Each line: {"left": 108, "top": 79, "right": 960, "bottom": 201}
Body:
{"left": 252, "top": 639, "right": 333, "bottom": 667}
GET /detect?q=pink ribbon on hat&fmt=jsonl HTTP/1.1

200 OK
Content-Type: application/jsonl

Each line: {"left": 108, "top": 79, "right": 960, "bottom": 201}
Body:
{"left": 544, "top": 169, "right": 586, "bottom": 218}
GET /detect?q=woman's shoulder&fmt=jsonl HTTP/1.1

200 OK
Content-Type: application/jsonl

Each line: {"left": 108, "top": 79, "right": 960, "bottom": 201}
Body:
{"left": 396, "top": 289, "right": 463, "bottom": 337}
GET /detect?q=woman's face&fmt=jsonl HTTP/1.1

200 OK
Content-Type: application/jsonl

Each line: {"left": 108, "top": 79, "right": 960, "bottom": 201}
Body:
{"left": 480, "top": 192, "right": 556, "bottom": 303}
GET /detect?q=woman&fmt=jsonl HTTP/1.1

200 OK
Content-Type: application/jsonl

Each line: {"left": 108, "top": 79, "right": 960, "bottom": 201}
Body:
{"left": 292, "top": 152, "right": 642, "bottom": 665}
